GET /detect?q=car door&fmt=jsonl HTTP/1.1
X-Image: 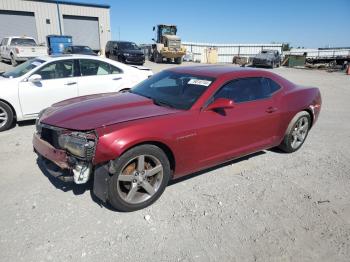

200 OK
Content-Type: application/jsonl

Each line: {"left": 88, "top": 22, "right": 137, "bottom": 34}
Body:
{"left": 76, "top": 59, "right": 125, "bottom": 96}
{"left": 196, "top": 77, "right": 282, "bottom": 167}
{"left": 18, "top": 59, "right": 79, "bottom": 116}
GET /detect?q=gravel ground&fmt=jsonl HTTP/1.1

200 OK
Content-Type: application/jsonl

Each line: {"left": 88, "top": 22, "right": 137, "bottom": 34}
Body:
{"left": 0, "top": 61, "right": 349, "bottom": 262}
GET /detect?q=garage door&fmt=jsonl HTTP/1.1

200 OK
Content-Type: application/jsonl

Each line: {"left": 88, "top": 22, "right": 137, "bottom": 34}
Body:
{"left": 0, "top": 10, "right": 37, "bottom": 42}
{"left": 63, "top": 15, "right": 100, "bottom": 51}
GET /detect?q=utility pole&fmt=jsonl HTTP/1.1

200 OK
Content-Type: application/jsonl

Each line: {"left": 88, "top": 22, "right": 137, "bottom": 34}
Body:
{"left": 56, "top": 0, "right": 62, "bottom": 35}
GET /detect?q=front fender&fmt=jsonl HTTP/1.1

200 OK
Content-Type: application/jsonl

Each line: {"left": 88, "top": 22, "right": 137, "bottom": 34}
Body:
{"left": 93, "top": 124, "right": 173, "bottom": 165}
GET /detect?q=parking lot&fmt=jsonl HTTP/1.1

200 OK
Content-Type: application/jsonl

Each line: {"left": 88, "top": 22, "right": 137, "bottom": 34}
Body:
{"left": 0, "top": 60, "right": 350, "bottom": 262}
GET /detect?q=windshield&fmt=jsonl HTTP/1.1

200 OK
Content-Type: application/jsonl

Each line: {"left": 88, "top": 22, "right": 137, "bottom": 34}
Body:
{"left": 118, "top": 42, "right": 140, "bottom": 50}
{"left": 161, "top": 27, "right": 176, "bottom": 35}
{"left": 71, "top": 46, "right": 94, "bottom": 54}
{"left": 130, "top": 71, "right": 215, "bottom": 110}
{"left": 10, "top": 38, "right": 36, "bottom": 46}
{"left": 2, "top": 58, "right": 45, "bottom": 78}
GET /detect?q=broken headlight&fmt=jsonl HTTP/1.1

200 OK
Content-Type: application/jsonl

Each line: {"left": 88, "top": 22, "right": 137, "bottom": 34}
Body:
{"left": 58, "top": 132, "right": 95, "bottom": 159}
{"left": 35, "top": 108, "right": 47, "bottom": 133}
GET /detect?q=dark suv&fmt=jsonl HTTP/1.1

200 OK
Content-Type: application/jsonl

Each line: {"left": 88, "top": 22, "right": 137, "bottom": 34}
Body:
{"left": 105, "top": 41, "right": 145, "bottom": 65}
{"left": 252, "top": 50, "right": 281, "bottom": 68}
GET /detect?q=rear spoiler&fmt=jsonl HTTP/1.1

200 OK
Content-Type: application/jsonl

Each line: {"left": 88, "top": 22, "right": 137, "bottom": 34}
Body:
{"left": 129, "top": 65, "right": 151, "bottom": 71}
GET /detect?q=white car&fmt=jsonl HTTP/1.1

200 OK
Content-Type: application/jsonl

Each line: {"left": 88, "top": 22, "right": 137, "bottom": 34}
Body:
{"left": 0, "top": 54, "right": 153, "bottom": 131}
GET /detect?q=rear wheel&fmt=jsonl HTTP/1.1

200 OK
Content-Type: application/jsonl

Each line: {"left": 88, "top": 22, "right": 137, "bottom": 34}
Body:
{"left": 107, "top": 145, "right": 171, "bottom": 212}
{"left": 0, "top": 101, "right": 14, "bottom": 132}
{"left": 278, "top": 111, "right": 311, "bottom": 153}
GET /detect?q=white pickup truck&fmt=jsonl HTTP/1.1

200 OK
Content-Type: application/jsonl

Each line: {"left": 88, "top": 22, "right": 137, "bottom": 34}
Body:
{"left": 0, "top": 36, "right": 47, "bottom": 66}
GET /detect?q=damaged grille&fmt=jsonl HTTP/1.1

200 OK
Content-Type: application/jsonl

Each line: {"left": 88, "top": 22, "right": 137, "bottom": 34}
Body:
{"left": 40, "top": 126, "right": 61, "bottom": 148}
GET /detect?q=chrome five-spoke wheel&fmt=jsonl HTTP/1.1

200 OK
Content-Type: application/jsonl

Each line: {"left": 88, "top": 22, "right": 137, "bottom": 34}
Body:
{"left": 117, "top": 154, "right": 163, "bottom": 204}
{"left": 279, "top": 111, "right": 311, "bottom": 153}
{"left": 290, "top": 116, "right": 309, "bottom": 149}
{"left": 107, "top": 144, "right": 171, "bottom": 212}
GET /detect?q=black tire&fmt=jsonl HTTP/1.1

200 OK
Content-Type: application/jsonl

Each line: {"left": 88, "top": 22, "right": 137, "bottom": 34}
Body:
{"left": 0, "top": 101, "right": 14, "bottom": 132}
{"left": 175, "top": 57, "right": 182, "bottom": 64}
{"left": 107, "top": 144, "right": 171, "bottom": 212}
{"left": 278, "top": 111, "right": 311, "bottom": 153}
{"left": 10, "top": 54, "right": 17, "bottom": 66}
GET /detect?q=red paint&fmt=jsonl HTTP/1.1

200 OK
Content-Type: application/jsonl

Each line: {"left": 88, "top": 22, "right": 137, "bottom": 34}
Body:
{"left": 39, "top": 66, "right": 322, "bottom": 179}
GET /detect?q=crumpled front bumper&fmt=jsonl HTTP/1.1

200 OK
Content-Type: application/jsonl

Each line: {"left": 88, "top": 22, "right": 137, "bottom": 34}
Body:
{"left": 33, "top": 133, "right": 69, "bottom": 169}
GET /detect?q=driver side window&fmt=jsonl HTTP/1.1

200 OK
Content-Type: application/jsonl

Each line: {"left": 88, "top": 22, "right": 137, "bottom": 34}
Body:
{"left": 35, "top": 60, "right": 74, "bottom": 80}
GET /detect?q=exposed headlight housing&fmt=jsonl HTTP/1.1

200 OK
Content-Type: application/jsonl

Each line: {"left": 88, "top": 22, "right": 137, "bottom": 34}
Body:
{"left": 36, "top": 108, "right": 48, "bottom": 133}
{"left": 58, "top": 132, "right": 95, "bottom": 159}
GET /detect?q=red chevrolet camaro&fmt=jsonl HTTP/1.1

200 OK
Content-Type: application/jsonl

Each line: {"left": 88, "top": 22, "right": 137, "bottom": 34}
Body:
{"left": 33, "top": 66, "right": 322, "bottom": 211}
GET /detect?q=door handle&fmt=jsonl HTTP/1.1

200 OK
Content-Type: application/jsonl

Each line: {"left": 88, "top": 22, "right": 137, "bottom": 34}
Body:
{"left": 266, "top": 106, "right": 278, "bottom": 113}
{"left": 113, "top": 77, "right": 122, "bottom": 81}
{"left": 65, "top": 82, "right": 77, "bottom": 86}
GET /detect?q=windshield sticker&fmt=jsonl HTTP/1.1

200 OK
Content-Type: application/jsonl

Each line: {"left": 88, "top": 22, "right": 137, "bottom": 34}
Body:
{"left": 188, "top": 79, "right": 212, "bottom": 86}
{"left": 31, "top": 61, "right": 42, "bottom": 67}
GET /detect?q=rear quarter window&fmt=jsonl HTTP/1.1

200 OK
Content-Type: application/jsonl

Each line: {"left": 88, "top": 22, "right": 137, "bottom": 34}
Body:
{"left": 214, "top": 77, "right": 281, "bottom": 103}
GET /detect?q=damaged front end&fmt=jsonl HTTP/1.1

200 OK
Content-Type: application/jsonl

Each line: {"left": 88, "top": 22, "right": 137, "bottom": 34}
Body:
{"left": 34, "top": 121, "right": 97, "bottom": 184}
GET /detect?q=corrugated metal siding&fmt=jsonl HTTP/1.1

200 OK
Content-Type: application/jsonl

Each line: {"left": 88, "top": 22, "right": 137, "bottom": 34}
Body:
{"left": 63, "top": 15, "right": 100, "bottom": 50}
{"left": 183, "top": 42, "right": 283, "bottom": 63}
{"left": 0, "top": 10, "right": 37, "bottom": 41}
{"left": 0, "top": 0, "right": 111, "bottom": 51}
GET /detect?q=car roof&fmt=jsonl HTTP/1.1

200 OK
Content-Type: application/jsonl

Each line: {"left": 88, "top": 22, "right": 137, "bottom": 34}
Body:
{"left": 110, "top": 41, "right": 136, "bottom": 44}
{"left": 168, "top": 65, "right": 271, "bottom": 78}
{"left": 8, "top": 36, "right": 35, "bottom": 39}
{"left": 36, "top": 54, "right": 104, "bottom": 61}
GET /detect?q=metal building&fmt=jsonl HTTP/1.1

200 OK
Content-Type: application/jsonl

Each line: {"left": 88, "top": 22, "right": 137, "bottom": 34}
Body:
{"left": 183, "top": 42, "right": 283, "bottom": 63}
{"left": 0, "top": 0, "right": 111, "bottom": 52}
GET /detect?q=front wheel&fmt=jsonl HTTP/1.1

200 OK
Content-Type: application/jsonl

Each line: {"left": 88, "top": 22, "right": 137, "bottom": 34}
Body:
{"left": 10, "top": 54, "right": 17, "bottom": 66}
{"left": 0, "top": 101, "right": 14, "bottom": 132}
{"left": 175, "top": 57, "right": 182, "bottom": 64}
{"left": 107, "top": 145, "right": 171, "bottom": 212}
{"left": 278, "top": 111, "right": 311, "bottom": 153}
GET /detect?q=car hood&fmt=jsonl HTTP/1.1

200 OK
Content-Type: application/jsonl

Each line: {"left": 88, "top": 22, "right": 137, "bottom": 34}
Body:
{"left": 255, "top": 53, "right": 274, "bottom": 60}
{"left": 40, "top": 92, "right": 180, "bottom": 131}
{"left": 120, "top": 49, "right": 144, "bottom": 55}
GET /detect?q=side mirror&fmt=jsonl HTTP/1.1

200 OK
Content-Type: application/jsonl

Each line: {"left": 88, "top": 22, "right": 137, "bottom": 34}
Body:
{"left": 152, "top": 38, "right": 155, "bottom": 42}
{"left": 206, "top": 98, "right": 234, "bottom": 111}
{"left": 28, "top": 74, "right": 42, "bottom": 83}
{"left": 153, "top": 26, "right": 155, "bottom": 31}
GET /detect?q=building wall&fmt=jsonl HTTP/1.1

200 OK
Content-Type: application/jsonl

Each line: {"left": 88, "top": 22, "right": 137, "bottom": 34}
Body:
{"left": 183, "top": 42, "right": 283, "bottom": 63}
{"left": 0, "top": 0, "right": 111, "bottom": 52}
